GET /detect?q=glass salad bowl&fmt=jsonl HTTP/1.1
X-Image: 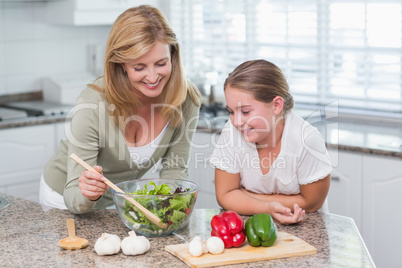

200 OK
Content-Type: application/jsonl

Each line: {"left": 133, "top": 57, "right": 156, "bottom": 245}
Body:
{"left": 112, "top": 179, "right": 199, "bottom": 237}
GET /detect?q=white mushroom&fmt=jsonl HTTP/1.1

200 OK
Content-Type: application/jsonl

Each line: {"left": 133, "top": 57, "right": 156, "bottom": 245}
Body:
{"left": 188, "top": 236, "right": 208, "bottom": 257}
{"left": 94, "top": 233, "right": 121, "bottom": 255}
{"left": 205, "top": 236, "right": 225, "bottom": 254}
{"left": 121, "top": 231, "right": 151, "bottom": 256}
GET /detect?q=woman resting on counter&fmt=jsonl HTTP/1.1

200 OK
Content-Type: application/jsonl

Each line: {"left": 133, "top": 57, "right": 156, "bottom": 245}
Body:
{"left": 210, "top": 59, "right": 332, "bottom": 225}
{"left": 39, "top": 5, "right": 201, "bottom": 213}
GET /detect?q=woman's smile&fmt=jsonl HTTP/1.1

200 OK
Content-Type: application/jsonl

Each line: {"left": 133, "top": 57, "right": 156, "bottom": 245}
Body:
{"left": 143, "top": 79, "right": 162, "bottom": 89}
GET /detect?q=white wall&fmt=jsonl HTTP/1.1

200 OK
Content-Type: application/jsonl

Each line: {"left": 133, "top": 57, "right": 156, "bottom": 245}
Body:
{"left": 0, "top": 2, "right": 110, "bottom": 96}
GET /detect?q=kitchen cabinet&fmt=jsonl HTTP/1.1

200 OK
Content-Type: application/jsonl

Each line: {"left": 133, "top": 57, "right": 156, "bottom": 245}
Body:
{"left": 0, "top": 125, "right": 55, "bottom": 202}
{"left": 187, "top": 131, "right": 221, "bottom": 209}
{"left": 327, "top": 149, "right": 402, "bottom": 267}
{"left": 362, "top": 154, "right": 402, "bottom": 268}
{"left": 327, "top": 150, "right": 363, "bottom": 230}
{"left": 46, "top": 0, "right": 159, "bottom": 26}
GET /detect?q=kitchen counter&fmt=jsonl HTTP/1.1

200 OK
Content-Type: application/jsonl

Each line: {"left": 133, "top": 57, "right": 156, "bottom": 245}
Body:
{"left": 0, "top": 113, "right": 70, "bottom": 129}
{"left": 0, "top": 194, "right": 374, "bottom": 267}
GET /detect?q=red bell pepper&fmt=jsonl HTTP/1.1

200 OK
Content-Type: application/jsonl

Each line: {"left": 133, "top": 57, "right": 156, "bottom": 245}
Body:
{"left": 210, "top": 210, "right": 246, "bottom": 248}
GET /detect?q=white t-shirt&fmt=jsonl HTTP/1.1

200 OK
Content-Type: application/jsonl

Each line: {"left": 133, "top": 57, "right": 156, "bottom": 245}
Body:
{"left": 127, "top": 122, "right": 169, "bottom": 166}
{"left": 210, "top": 111, "right": 332, "bottom": 195}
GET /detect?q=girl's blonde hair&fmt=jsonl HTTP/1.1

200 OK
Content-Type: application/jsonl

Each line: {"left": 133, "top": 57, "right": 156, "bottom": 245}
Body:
{"left": 90, "top": 5, "right": 200, "bottom": 127}
{"left": 224, "top": 59, "right": 294, "bottom": 113}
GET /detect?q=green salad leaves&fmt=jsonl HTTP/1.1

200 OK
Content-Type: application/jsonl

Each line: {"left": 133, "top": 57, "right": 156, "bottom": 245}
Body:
{"left": 122, "top": 181, "right": 195, "bottom": 235}
{"left": 135, "top": 181, "right": 171, "bottom": 195}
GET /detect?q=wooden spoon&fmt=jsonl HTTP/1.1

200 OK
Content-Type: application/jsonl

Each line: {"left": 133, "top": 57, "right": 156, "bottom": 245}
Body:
{"left": 70, "top": 153, "right": 167, "bottom": 229}
{"left": 58, "top": 219, "right": 89, "bottom": 249}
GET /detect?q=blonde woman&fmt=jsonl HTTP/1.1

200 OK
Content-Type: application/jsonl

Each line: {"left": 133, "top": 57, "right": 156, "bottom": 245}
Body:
{"left": 40, "top": 5, "right": 201, "bottom": 213}
{"left": 210, "top": 60, "right": 331, "bottom": 225}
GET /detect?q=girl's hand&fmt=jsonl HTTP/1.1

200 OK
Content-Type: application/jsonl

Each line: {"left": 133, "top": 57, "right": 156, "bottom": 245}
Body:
{"left": 268, "top": 202, "right": 306, "bottom": 225}
{"left": 78, "top": 165, "right": 108, "bottom": 201}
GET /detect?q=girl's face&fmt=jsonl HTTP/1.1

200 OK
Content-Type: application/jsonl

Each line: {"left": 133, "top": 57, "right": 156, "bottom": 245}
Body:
{"left": 225, "top": 86, "right": 282, "bottom": 145}
{"left": 122, "top": 41, "right": 172, "bottom": 101}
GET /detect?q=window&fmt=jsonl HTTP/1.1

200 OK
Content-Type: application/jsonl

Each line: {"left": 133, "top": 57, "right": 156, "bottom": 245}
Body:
{"left": 167, "top": 0, "right": 402, "bottom": 113}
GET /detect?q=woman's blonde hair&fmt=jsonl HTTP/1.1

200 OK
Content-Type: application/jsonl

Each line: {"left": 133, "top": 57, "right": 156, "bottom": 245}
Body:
{"left": 224, "top": 59, "right": 294, "bottom": 113}
{"left": 90, "top": 5, "right": 200, "bottom": 127}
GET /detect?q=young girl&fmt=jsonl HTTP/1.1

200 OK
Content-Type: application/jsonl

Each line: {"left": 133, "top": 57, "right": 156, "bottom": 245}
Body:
{"left": 210, "top": 60, "right": 332, "bottom": 225}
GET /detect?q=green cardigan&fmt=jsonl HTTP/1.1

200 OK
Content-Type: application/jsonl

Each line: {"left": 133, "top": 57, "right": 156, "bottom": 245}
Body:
{"left": 43, "top": 80, "right": 200, "bottom": 214}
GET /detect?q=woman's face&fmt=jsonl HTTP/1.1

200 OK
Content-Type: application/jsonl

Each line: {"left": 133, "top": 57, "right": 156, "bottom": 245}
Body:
{"left": 122, "top": 41, "right": 172, "bottom": 100}
{"left": 225, "top": 86, "right": 281, "bottom": 145}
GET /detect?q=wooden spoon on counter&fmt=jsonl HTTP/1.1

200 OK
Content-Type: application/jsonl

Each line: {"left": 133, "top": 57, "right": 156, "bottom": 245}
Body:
{"left": 58, "top": 219, "right": 88, "bottom": 250}
{"left": 70, "top": 153, "right": 167, "bottom": 229}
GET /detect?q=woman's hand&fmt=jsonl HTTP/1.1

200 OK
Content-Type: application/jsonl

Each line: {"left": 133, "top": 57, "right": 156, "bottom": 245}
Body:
{"left": 268, "top": 202, "right": 306, "bottom": 225}
{"left": 78, "top": 165, "right": 108, "bottom": 201}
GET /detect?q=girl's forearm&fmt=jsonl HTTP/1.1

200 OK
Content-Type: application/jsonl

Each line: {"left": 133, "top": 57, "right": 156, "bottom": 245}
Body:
{"left": 240, "top": 175, "right": 331, "bottom": 212}
{"left": 240, "top": 189, "right": 309, "bottom": 211}
{"left": 216, "top": 189, "right": 273, "bottom": 215}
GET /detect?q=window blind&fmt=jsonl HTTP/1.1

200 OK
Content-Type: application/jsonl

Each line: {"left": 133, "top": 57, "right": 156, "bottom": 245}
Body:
{"left": 167, "top": 0, "right": 402, "bottom": 113}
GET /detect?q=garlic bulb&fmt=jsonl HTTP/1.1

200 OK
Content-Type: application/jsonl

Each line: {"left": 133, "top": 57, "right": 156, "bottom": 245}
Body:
{"left": 94, "top": 233, "right": 121, "bottom": 255}
{"left": 205, "top": 236, "right": 224, "bottom": 254}
{"left": 121, "top": 231, "right": 151, "bottom": 256}
{"left": 188, "top": 236, "right": 208, "bottom": 257}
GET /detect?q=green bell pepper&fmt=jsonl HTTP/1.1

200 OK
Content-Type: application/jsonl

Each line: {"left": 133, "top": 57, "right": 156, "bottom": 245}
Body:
{"left": 245, "top": 213, "right": 277, "bottom": 247}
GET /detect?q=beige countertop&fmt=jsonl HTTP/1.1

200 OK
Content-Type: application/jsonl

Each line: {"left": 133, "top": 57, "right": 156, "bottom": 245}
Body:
{"left": 0, "top": 194, "right": 374, "bottom": 267}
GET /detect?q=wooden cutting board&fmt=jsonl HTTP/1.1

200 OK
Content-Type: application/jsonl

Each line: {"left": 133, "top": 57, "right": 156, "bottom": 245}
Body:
{"left": 165, "top": 232, "right": 317, "bottom": 268}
